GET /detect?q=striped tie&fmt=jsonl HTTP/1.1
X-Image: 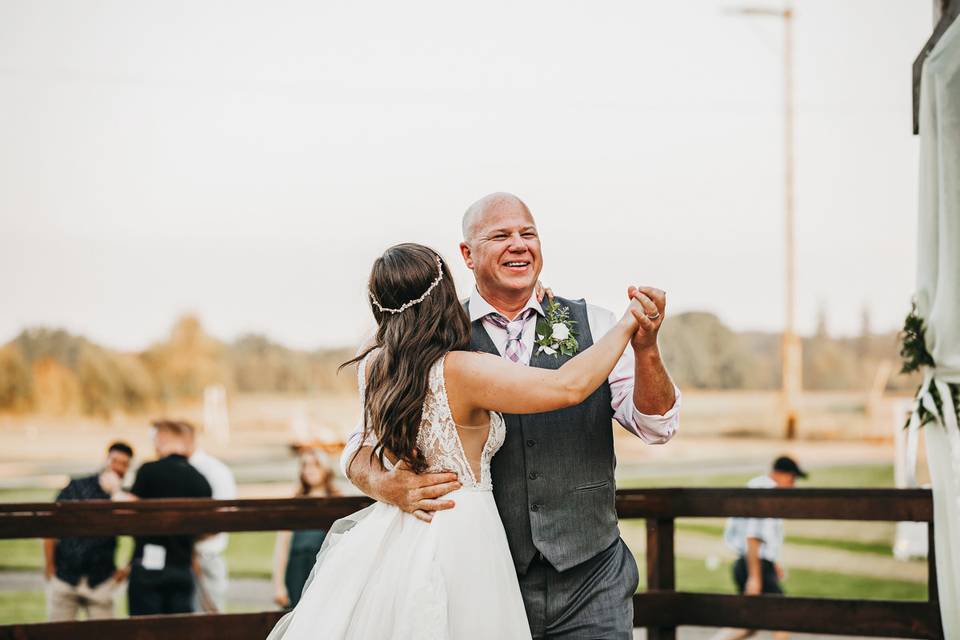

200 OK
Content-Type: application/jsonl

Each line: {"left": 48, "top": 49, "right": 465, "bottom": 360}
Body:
{"left": 484, "top": 309, "right": 535, "bottom": 364}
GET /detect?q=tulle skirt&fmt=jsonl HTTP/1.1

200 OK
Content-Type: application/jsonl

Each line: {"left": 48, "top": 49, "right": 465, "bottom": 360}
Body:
{"left": 267, "top": 488, "right": 531, "bottom": 639}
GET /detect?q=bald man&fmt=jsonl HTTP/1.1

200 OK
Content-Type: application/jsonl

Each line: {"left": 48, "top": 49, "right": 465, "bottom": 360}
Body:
{"left": 343, "top": 192, "right": 680, "bottom": 638}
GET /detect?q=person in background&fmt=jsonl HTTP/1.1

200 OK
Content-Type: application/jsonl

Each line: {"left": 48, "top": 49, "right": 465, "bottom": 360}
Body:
{"left": 184, "top": 422, "right": 237, "bottom": 613}
{"left": 125, "top": 420, "right": 212, "bottom": 616}
{"left": 271, "top": 449, "right": 339, "bottom": 610}
{"left": 43, "top": 441, "right": 134, "bottom": 621}
{"left": 711, "top": 456, "right": 808, "bottom": 640}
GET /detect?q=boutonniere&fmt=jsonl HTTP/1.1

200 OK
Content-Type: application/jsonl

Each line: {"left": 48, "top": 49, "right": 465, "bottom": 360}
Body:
{"left": 535, "top": 299, "right": 579, "bottom": 357}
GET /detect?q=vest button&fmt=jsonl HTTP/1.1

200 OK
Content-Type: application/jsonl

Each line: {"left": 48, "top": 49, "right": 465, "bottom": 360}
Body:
{"left": 528, "top": 472, "right": 539, "bottom": 480}
{"left": 526, "top": 439, "right": 536, "bottom": 447}
{"left": 530, "top": 504, "right": 540, "bottom": 512}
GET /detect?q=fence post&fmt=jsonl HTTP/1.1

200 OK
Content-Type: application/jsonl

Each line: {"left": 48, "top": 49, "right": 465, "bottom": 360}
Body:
{"left": 928, "top": 521, "right": 943, "bottom": 639}
{"left": 646, "top": 517, "right": 676, "bottom": 640}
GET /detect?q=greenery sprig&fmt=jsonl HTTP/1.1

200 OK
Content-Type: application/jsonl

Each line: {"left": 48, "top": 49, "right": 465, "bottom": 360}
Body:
{"left": 899, "top": 300, "right": 960, "bottom": 429}
{"left": 900, "top": 302, "right": 935, "bottom": 374}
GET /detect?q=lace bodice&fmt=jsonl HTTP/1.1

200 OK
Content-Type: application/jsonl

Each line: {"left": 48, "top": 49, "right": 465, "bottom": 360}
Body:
{"left": 358, "top": 354, "right": 504, "bottom": 490}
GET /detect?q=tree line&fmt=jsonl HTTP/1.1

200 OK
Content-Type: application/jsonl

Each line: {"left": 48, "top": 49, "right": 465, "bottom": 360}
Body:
{"left": 0, "top": 312, "right": 915, "bottom": 417}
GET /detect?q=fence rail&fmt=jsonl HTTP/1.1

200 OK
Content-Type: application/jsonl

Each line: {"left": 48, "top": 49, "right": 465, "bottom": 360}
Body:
{"left": 0, "top": 488, "right": 941, "bottom": 639}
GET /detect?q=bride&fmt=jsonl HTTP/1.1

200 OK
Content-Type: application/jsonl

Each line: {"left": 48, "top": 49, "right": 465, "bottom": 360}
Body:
{"left": 268, "top": 243, "right": 650, "bottom": 640}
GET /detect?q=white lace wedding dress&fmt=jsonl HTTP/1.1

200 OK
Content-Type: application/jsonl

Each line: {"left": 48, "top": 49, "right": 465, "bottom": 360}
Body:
{"left": 267, "top": 355, "right": 531, "bottom": 639}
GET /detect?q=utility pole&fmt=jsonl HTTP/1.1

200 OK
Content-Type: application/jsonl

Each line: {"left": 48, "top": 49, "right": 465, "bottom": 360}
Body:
{"left": 725, "top": 3, "right": 801, "bottom": 439}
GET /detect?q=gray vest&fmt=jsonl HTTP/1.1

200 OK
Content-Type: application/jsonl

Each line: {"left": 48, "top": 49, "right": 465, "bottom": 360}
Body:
{"left": 468, "top": 296, "right": 619, "bottom": 574}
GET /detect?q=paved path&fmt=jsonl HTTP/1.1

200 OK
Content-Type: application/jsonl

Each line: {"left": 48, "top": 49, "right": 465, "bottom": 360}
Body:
{"left": 675, "top": 530, "right": 926, "bottom": 583}
{"left": 0, "top": 570, "right": 273, "bottom": 609}
{"left": 617, "top": 523, "right": 926, "bottom": 584}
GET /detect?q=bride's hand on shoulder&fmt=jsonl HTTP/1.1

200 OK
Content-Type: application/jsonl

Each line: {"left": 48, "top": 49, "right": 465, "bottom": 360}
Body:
{"left": 535, "top": 280, "right": 554, "bottom": 303}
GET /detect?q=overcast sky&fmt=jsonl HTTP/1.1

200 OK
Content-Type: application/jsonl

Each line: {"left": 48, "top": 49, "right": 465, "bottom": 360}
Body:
{"left": 0, "top": 1, "right": 932, "bottom": 350}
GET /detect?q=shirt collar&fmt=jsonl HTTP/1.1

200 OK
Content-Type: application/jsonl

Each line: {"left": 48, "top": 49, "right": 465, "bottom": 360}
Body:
{"left": 468, "top": 287, "right": 545, "bottom": 322}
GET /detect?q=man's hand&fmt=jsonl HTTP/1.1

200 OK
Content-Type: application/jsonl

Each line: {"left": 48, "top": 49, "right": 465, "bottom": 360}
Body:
{"left": 98, "top": 470, "right": 122, "bottom": 495}
{"left": 377, "top": 460, "right": 461, "bottom": 523}
{"left": 627, "top": 285, "right": 665, "bottom": 353}
{"left": 744, "top": 537, "right": 763, "bottom": 596}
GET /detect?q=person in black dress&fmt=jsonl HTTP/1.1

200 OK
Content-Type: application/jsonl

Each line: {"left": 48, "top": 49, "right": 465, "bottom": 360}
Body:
{"left": 271, "top": 449, "right": 338, "bottom": 609}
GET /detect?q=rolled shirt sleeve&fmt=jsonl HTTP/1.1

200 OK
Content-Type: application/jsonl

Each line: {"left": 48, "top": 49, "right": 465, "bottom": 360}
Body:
{"left": 588, "top": 304, "right": 681, "bottom": 443}
{"left": 744, "top": 517, "right": 782, "bottom": 562}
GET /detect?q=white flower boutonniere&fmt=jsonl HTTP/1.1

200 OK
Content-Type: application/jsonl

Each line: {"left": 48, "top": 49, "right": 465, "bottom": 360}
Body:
{"left": 535, "top": 299, "right": 579, "bottom": 358}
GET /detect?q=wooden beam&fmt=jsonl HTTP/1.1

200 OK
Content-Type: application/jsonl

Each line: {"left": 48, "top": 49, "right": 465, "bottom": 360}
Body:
{"left": 0, "top": 489, "right": 932, "bottom": 540}
{"left": 913, "top": 0, "right": 960, "bottom": 134}
{"left": 616, "top": 488, "right": 932, "bottom": 521}
{"left": 0, "top": 611, "right": 285, "bottom": 640}
{"left": 0, "top": 496, "right": 374, "bottom": 539}
{"left": 634, "top": 592, "right": 937, "bottom": 639}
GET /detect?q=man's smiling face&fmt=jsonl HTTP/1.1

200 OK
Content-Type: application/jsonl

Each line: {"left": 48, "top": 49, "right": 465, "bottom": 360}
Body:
{"left": 461, "top": 197, "right": 543, "bottom": 300}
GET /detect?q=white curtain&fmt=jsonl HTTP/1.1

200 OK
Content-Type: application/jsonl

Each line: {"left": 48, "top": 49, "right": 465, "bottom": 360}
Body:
{"left": 916, "top": 14, "right": 960, "bottom": 639}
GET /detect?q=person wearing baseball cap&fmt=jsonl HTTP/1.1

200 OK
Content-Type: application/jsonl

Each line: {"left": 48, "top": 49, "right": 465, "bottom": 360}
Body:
{"left": 772, "top": 456, "right": 808, "bottom": 480}
{"left": 712, "top": 456, "right": 807, "bottom": 640}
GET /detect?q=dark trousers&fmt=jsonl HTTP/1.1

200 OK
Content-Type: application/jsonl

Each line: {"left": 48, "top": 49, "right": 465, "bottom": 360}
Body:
{"left": 128, "top": 564, "right": 195, "bottom": 616}
{"left": 733, "top": 556, "right": 784, "bottom": 595}
{"left": 518, "top": 538, "right": 640, "bottom": 639}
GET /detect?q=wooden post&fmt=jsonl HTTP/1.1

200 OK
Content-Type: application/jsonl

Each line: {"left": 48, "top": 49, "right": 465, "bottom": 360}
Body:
{"left": 781, "top": 4, "right": 802, "bottom": 440}
{"left": 723, "top": 4, "right": 801, "bottom": 439}
{"left": 928, "top": 522, "right": 944, "bottom": 639}
{"left": 646, "top": 517, "right": 676, "bottom": 640}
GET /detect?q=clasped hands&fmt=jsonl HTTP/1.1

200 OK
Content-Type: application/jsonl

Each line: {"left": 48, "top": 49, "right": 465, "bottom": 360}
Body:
{"left": 538, "top": 282, "right": 666, "bottom": 353}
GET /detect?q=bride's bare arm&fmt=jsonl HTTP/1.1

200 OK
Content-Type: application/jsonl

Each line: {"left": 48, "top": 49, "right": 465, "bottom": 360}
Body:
{"left": 445, "top": 298, "right": 650, "bottom": 416}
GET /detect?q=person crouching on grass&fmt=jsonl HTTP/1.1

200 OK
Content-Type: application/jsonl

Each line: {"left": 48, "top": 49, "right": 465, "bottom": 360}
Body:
{"left": 711, "top": 456, "right": 807, "bottom": 640}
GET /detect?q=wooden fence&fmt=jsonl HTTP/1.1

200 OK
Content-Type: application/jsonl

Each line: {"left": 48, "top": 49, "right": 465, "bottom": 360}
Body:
{"left": 0, "top": 488, "right": 941, "bottom": 639}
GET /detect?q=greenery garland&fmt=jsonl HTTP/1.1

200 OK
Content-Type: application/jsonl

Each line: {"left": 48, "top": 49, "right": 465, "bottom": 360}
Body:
{"left": 900, "top": 301, "right": 960, "bottom": 428}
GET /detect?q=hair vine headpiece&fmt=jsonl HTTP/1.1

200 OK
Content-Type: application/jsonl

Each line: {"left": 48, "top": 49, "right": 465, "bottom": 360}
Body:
{"left": 369, "top": 255, "right": 444, "bottom": 315}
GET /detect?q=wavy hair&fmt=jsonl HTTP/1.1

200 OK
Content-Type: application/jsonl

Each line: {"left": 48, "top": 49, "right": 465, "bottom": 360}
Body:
{"left": 342, "top": 243, "right": 470, "bottom": 472}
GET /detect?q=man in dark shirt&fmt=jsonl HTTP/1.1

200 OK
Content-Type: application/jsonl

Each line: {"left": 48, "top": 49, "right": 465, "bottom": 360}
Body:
{"left": 44, "top": 441, "right": 134, "bottom": 621}
{"left": 126, "top": 420, "right": 212, "bottom": 616}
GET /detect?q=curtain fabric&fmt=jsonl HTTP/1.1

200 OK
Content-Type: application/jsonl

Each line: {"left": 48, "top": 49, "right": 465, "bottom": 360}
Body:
{"left": 916, "top": 15, "right": 960, "bottom": 639}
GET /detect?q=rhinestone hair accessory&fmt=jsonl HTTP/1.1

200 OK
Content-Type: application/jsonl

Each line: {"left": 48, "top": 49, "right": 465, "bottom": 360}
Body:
{"left": 369, "top": 255, "right": 444, "bottom": 314}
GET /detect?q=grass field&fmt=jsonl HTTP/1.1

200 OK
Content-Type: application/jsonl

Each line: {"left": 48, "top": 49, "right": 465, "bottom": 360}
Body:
{"left": 618, "top": 463, "right": 894, "bottom": 490}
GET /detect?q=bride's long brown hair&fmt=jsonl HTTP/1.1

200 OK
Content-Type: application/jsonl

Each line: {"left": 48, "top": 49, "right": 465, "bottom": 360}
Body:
{"left": 342, "top": 243, "right": 471, "bottom": 473}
